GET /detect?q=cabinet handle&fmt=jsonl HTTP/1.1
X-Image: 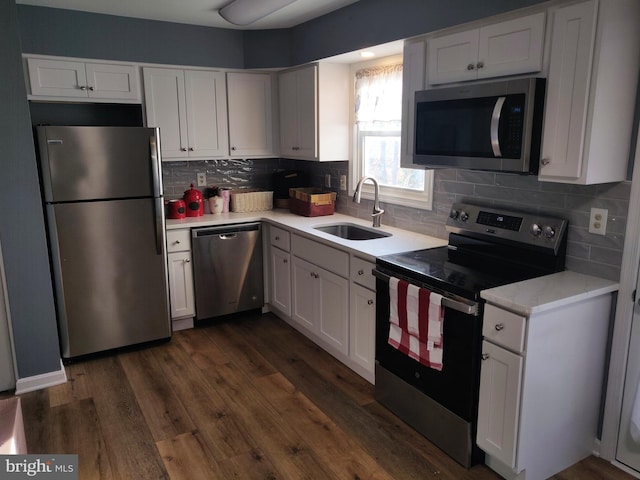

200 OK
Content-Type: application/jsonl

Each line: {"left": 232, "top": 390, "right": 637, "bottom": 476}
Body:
{"left": 185, "top": 258, "right": 191, "bottom": 263}
{"left": 358, "top": 269, "right": 364, "bottom": 275}
{"left": 283, "top": 258, "right": 288, "bottom": 264}
{"left": 79, "top": 85, "right": 87, "bottom": 90}
{"left": 292, "top": 146, "right": 300, "bottom": 151}
{"left": 181, "top": 147, "right": 188, "bottom": 152}
{"left": 476, "top": 61, "right": 484, "bottom": 69}
{"left": 175, "top": 240, "right": 181, "bottom": 244}
{"left": 467, "top": 63, "right": 475, "bottom": 70}
{"left": 231, "top": 146, "right": 237, "bottom": 151}
{"left": 88, "top": 86, "right": 95, "bottom": 91}
{"left": 275, "top": 236, "right": 280, "bottom": 240}
{"left": 494, "top": 323, "right": 505, "bottom": 331}
{"left": 481, "top": 353, "right": 489, "bottom": 360}
{"left": 367, "top": 299, "right": 374, "bottom": 305}
{"left": 541, "top": 158, "right": 551, "bottom": 166}
{"left": 189, "top": 147, "right": 194, "bottom": 151}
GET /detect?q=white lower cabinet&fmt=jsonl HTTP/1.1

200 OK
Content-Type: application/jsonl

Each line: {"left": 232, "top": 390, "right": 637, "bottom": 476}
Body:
{"left": 270, "top": 246, "right": 291, "bottom": 317}
{"left": 291, "top": 255, "right": 349, "bottom": 356}
{"left": 166, "top": 229, "right": 195, "bottom": 329}
{"left": 265, "top": 226, "right": 376, "bottom": 382}
{"left": 477, "top": 293, "right": 614, "bottom": 480}
{"left": 477, "top": 340, "right": 523, "bottom": 468}
{"left": 349, "top": 283, "right": 376, "bottom": 381}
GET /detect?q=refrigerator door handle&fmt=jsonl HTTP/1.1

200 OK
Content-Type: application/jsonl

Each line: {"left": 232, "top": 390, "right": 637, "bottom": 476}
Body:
{"left": 150, "top": 130, "right": 163, "bottom": 198}
{"left": 154, "top": 197, "right": 164, "bottom": 255}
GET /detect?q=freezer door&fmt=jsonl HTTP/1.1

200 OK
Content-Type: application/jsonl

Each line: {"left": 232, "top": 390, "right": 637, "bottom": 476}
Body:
{"left": 38, "top": 126, "right": 162, "bottom": 202}
{"left": 47, "top": 198, "right": 170, "bottom": 358}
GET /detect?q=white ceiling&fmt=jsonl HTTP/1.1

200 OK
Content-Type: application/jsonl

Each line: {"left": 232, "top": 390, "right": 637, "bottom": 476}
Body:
{"left": 15, "top": 0, "right": 361, "bottom": 29}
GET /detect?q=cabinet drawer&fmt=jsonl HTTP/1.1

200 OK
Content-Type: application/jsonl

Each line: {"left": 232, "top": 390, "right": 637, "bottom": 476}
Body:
{"left": 167, "top": 229, "right": 191, "bottom": 253}
{"left": 350, "top": 257, "right": 376, "bottom": 290}
{"left": 291, "top": 234, "right": 349, "bottom": 278}
{"left": 270, "top": 226, "right": 291, "bottom": 251}
{"left": 483, "top": 304, "right": 526, "bottom": 353}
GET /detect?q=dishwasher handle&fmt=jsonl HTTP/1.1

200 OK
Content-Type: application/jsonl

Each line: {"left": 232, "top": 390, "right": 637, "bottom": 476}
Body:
{"left": 192, "top": 222, "right": 261, "bottom": 238}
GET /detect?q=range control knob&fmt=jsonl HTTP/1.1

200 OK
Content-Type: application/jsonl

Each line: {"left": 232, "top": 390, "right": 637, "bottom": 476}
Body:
{"left": 543, "top": 225, "right": 556, "bottom": 239}
{"left": 449, "top": 209, "right": 459, "bottom": 220}
{"left": 460, "top": 211, "right": 469, "bottom": 222}
{"left": 530, "top": 224, "right": 542, "bottom": 236}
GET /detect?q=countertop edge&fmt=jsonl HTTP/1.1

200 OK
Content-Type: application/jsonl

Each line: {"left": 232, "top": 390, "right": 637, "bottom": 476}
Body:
{"left": 481, "top": 271, "right": 619, "bottom": 316}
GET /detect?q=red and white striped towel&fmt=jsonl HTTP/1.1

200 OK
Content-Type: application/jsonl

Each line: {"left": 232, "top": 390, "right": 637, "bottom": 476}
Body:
{"left": 388, "top": 277, "right": 443, "bottom": 371}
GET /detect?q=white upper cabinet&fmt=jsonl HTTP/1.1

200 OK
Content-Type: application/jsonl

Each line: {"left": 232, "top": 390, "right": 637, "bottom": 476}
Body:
{"left": 539, "top": 0, "right": 640, "bottom": 184}
{"left": 143, "top": 68, "right": 228, "bottom": 160}
{"left": 427, "top": 12, "right": 545, "bottom": 85}
{"left": 278, "top": 63, "right": 349, "bottom": 162}
{"left": 27, "top": 57, "right": 140, "bottom": 102}
{"left": 226, "top": 72, "right": 275, "bottom": 158}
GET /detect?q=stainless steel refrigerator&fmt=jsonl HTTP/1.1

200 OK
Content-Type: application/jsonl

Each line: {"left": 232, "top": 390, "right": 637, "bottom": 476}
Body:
{"left": 37, "top": 126, "right": 171, "bottom": 359}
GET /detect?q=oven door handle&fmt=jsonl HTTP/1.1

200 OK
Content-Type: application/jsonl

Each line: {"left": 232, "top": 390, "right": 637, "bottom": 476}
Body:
{"left": 373, "top": 269, "right": 480, "bottom": 316}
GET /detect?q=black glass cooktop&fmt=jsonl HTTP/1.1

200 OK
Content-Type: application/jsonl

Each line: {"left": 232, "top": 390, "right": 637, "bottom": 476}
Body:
{"left": 376, "top": 246, "right": 552, "bottom": 301}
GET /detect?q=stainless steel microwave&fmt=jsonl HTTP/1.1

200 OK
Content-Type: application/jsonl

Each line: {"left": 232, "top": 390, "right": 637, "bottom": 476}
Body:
{"left": 412, "top": 77, "right": 546, "bottom": 174}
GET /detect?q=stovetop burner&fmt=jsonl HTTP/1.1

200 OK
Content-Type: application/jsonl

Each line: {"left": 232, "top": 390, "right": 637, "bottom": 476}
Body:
{"left": 376, "top": 202, "right": 569, "bottom": 300}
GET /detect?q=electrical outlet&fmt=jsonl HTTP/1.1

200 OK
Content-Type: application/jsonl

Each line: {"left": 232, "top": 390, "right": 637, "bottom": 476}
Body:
{"left": 325, "top": 174, "right": 331, "bottom": 188}
{"left": 589, "top": 207, "right": 608, "bottom": 235}
{"left": 196, "top": 172, "right": 207, "bottom": 187}
{"left": 340, "top": 175, "right": 347, "bottom": 191}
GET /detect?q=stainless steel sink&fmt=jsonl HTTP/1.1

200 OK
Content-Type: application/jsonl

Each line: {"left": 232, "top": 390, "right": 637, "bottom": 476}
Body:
{"left": 314, "top": 223, "right": 392, "bottom": 240}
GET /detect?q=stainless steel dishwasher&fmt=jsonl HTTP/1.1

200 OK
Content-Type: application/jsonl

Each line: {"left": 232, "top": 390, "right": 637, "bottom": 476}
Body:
{"left": 192, "top": 222, "right": 264, "bottom": 320}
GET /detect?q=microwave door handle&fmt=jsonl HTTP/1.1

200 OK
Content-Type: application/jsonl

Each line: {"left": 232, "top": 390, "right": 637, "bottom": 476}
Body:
{"left": 491, "top": 96, "right": 506, "bottom": 157}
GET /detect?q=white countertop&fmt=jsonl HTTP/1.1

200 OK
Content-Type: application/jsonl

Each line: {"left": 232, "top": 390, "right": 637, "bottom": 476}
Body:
{"left": 166, "top": 209, "right": 448, "bottom": 260}
{"left": 481, "top": 270, "right": 619, "bottom": 316}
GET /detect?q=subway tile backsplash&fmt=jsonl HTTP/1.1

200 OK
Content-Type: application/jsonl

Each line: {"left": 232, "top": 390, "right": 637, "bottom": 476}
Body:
{"left": 162, "top": 159, "right": 629, "bottom": 281}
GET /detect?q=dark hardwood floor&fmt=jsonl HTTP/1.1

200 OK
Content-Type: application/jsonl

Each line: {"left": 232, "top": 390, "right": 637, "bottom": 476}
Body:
{"left": 17, "top": 312, "right": 633, "bottom": 479}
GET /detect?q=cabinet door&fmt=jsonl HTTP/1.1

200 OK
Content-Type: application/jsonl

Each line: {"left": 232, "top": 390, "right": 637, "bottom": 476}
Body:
{"left": 85, "top": 62, "right": 140, "bottom": 101}
{"left": 476, "top": 12, "right": 545, "bottom": 79}
{"left": 477, "top": 340, "right": 523, "bottom": 469}
{"left": 143, "top": 68, "right": 189, "bottom": 159}
{"left": 427, "top": 29, "right": 479, "bottom": 84}
{"left": 270, "top": 247, "right": 291, "bottom": 317}
{"left": 317, "top": 268, "right": 349, "bottom": 356}
{"left": 278, "top": 69, "right": 299, "bottom": 157}
{"left": 27, "top": 58, "right": 88, "bottom": 98}
{"left": 295, "top": 65, "right": 318, "bottom": 160}
{"left": 227, "top": 72, "right": 274, "bottom": 157}
{"left": 349, "top": 283, "right": 375, "bottom": 375}
{"left": 291, "top": 256, "right": 317, "bottom": 331}
{"left": 400, "top": 40, "right": 426, "bottom": 167}
{"left": 539, "top": 1, "right": 596, "bottom": 180}
{"left": 167, "top": 251, "right": 195, "bottom": 319}
{"left": 184, "top": 70, "right": 229, "bottom": 158}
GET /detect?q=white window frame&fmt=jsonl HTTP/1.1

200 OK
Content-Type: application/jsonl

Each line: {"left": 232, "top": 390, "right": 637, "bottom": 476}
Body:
{"left": 349, "top": 55, "right": 434, "bottom": 210}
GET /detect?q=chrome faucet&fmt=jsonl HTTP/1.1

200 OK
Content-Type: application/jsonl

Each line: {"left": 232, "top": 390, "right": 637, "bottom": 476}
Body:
{"left": 353, "top": 176, "right": 384, "bottom": 227}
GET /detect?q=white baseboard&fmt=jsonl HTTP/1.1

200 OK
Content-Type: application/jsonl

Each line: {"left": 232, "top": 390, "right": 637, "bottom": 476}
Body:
{"left": 172, "top": 317, "right": 194, "bottom": 332}
{"left": 14, "top": 359, "right": 67, "bottom": 395}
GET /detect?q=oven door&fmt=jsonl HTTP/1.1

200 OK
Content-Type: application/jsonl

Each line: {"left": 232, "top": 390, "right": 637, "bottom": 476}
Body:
{"left": 373, "top": 268, "right": 483, "bottom": 422}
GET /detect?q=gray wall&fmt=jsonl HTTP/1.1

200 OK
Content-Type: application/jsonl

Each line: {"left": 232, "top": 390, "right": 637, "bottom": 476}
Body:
{"left": 17, "top": 5, "right": 245, "bottom": 68}
{"left": 1, "top": 0, "right": 61, "bottom": 379}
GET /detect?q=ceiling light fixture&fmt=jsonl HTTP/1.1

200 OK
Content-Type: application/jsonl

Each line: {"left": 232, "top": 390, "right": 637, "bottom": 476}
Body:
{"left": 219, "top": 0, "right": 297, "bottom": 26}
{"left": 360, "top": 51, "right": 376, "bottom": 58}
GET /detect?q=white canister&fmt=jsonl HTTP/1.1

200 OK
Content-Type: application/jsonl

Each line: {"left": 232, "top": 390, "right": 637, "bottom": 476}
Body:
{"left": 209, "top": 196, "right": 224, "bottom": 214}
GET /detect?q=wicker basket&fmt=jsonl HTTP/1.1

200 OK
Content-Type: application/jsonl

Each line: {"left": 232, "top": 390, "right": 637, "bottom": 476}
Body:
{"left": 229, "top": 189, "right": 273, "bottom": 212}
{"left": 288, "top": 188, "right": 337, "bottom": 217}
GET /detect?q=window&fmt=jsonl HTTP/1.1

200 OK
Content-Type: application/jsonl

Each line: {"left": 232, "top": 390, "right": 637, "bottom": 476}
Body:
{"left": 351, "top": 57, "right": 433, "bottom": 210}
